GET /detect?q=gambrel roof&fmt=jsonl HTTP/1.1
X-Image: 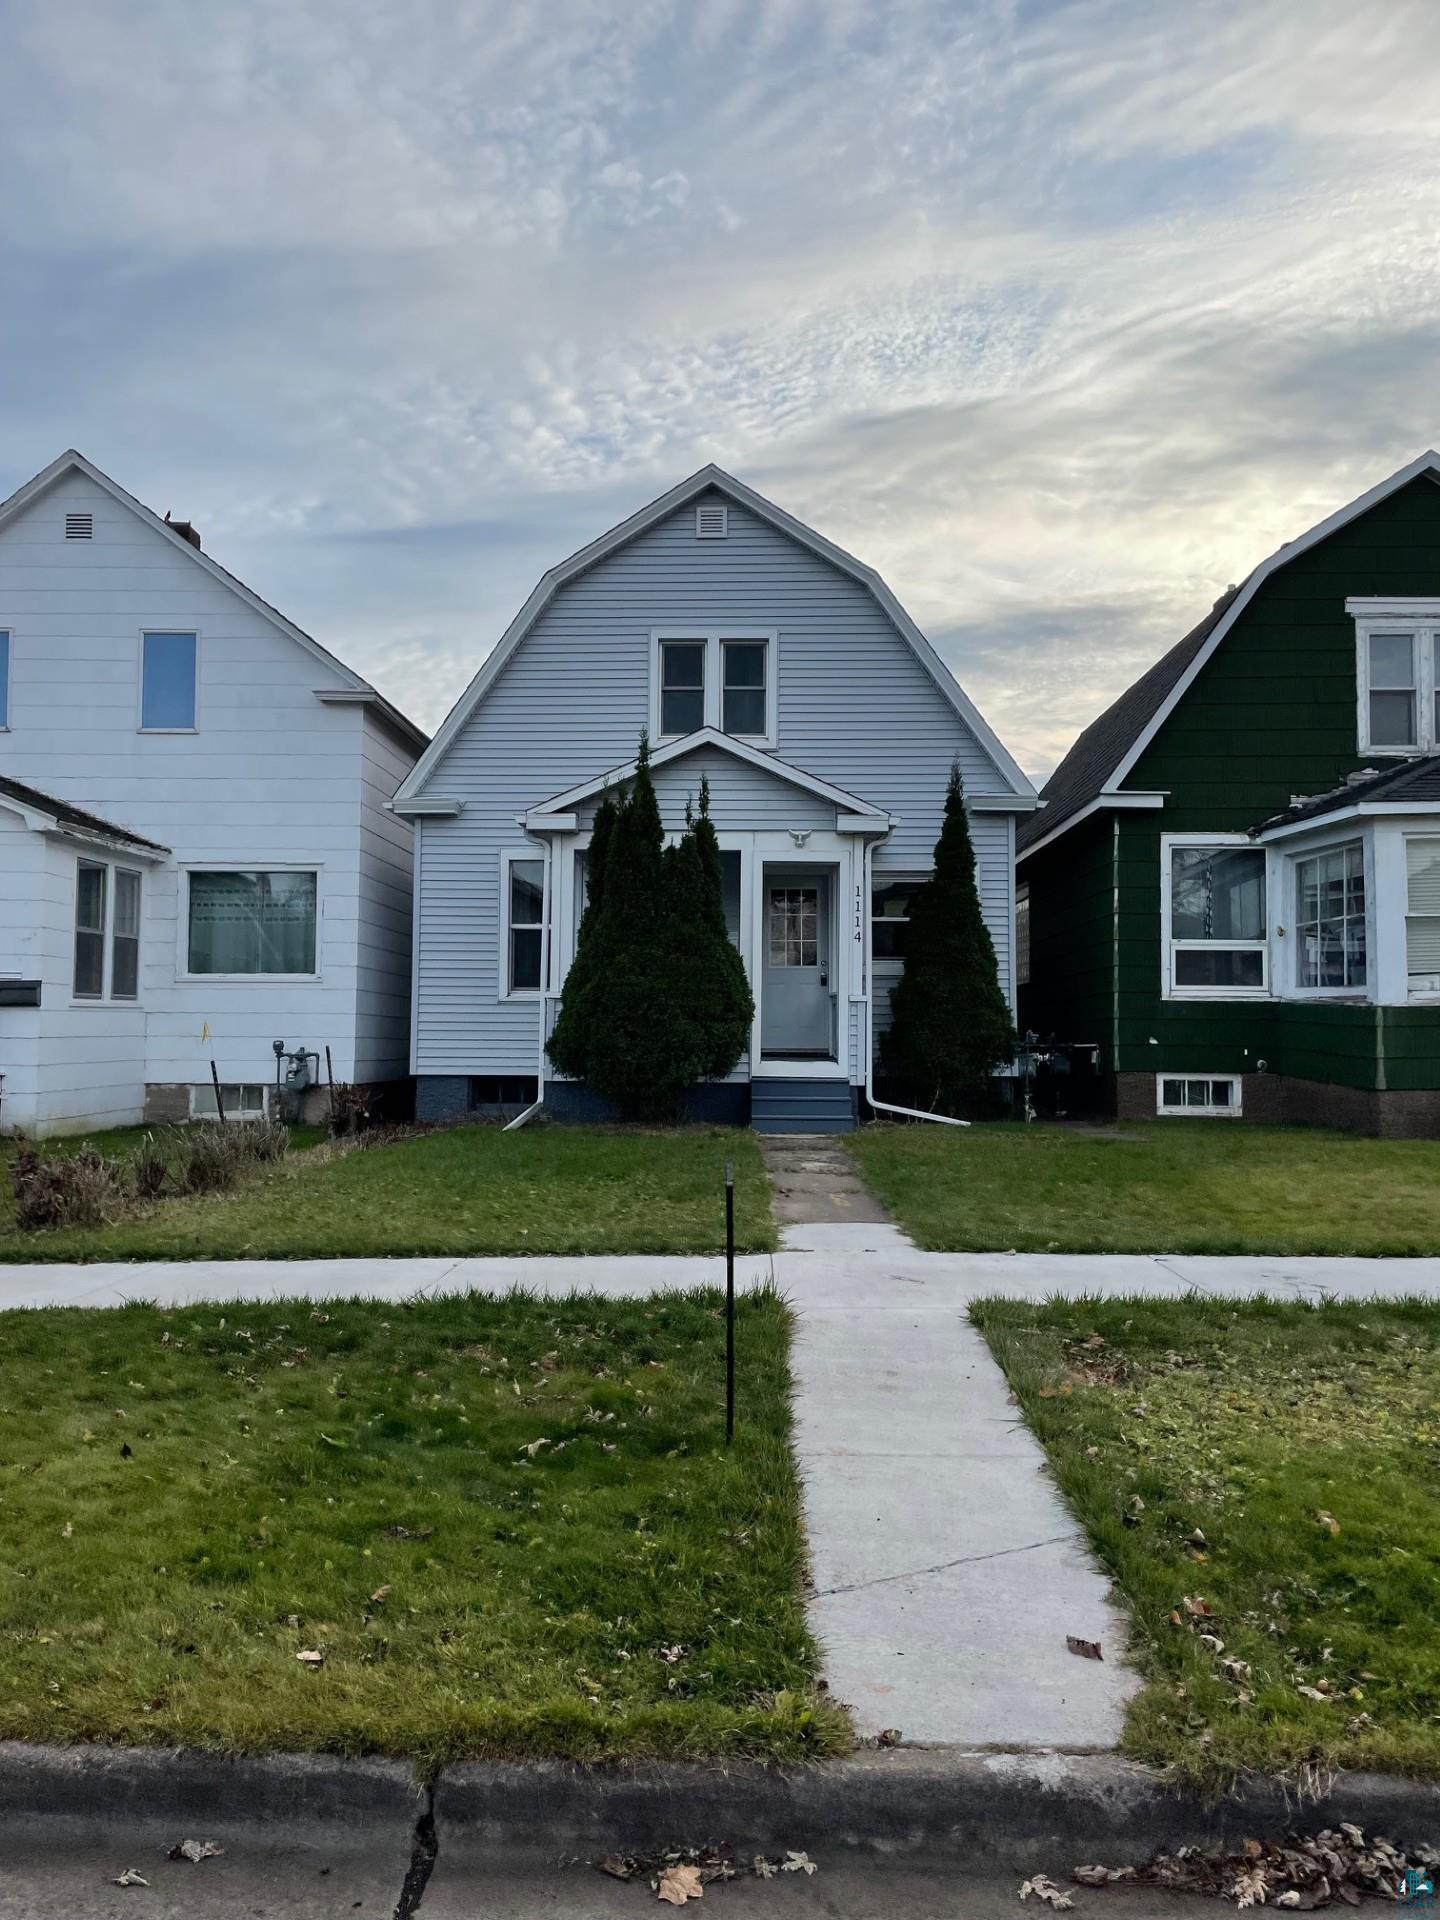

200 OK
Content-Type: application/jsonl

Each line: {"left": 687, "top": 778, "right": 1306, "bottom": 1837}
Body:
{"left": 393, "top": 464, "right": 1034, "bottom": 808}
{"left": 1018, "top": 450, "right": 1440, "bottom": 861}
{"left": 0, "top": 450, "right": 427, "bottom": 753}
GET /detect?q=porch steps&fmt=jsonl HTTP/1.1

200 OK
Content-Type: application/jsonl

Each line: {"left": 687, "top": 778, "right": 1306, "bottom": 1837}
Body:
{"left": 751, "top": 1078, "right": 857, "bottom": 1134}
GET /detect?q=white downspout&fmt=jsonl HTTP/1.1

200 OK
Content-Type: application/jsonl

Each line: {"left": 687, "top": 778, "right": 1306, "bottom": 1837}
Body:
{"left": 861, "top": 833, "right": 969, "bottom": 1128}
{"left": 503, "top": 836, "right": 552, "bottom": 1133}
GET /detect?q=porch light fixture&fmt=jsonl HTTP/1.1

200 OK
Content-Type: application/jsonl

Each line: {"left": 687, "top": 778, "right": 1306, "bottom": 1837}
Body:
{"left": 789, "top": 829, "right": 811, "bottom": 846}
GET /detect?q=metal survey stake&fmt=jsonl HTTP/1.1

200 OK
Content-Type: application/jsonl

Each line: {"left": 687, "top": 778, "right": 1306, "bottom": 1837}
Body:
{"left": 724, "top": 1158, "right": 736, "bottom": 1444}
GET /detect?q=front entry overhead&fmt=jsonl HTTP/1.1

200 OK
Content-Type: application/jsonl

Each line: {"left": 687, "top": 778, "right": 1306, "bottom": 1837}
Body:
{"left": 762, "top": 865, "right": 835, "bottom": 1058}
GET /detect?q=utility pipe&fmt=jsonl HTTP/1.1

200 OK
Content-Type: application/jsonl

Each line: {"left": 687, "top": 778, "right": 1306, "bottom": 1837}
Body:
{"left": 860, "top": 835, "right": 970, "bottom": 1128}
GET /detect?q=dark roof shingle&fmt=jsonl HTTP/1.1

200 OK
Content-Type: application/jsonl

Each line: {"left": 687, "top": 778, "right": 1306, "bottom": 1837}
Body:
{"left": 0, "top": 775, "right": 169, "bottom": 852}
{"left": 1251, "top": 754, "right": 1440, "bottom": 835}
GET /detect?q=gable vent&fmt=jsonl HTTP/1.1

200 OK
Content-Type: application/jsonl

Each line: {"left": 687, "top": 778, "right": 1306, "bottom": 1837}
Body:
{"left": 695, "top": 502, "right": 728, "bottom": 540}
{"left": 64, "top": 511, "right": 93, "bottom": 541}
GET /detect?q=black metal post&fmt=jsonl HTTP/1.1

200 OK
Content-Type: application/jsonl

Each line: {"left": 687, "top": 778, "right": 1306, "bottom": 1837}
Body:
{"left": 209, "top": 1059, "right": 226, "bottom": 1124}
{"left": 725, "top": 1158, "right": 735, "bottom": 1445}
{"left": 325, "top": 1045, "right": 335, "bottom": 1124}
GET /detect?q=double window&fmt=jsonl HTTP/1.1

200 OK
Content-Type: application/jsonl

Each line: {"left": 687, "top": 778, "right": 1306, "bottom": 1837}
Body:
{"left": 74, "top": 859, "right": 141, "bottom": 1001}
{"left": 1157, "top": 1075, "right": 1241, "bottom": 1116}
{"left": 186, "top": 869, "right": 318, "bottom": 976}
{"left": 1164, "top": 839, "right": 1267, "bottom": 995}
{"left": 141, "top": 630, "right": 198, "bottom": 731}
{"left": 653, "top": 631, "right": 776, "bottom": 745}
{"left": 1350, "top": 603, "right": 1440, "bottom": 754}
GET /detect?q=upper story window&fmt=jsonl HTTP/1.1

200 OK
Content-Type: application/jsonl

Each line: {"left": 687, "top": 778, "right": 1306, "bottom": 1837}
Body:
{"left": 1163, "top": 836, "right": 1267, "bottom": 996}
{"left": 651, "top": 630, "right": 776, "bottom": 746}
{"left": 186, "top": 869, "right": 317, "bottom": 976}
{"left": 1348, "top": 601, "right": 1440, "bottom": 755}
{"left": 141, "top": 630, "right": 198, "bottom": 731}
{"left": 0, "top": 630, "right": 8, "bottom": 728}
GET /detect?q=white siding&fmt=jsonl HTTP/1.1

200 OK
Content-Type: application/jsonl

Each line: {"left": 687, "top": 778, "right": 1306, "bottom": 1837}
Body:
{"left": 413, "top": 487, "right": 1018, "bottom": 1077}
{"left": 0, "top": 468, "right": 418, "bottom": 1130}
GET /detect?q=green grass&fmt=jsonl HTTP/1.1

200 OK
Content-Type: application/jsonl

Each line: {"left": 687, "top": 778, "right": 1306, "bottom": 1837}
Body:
{"left": 975, "top": 1295, "right": 1440, "bottom": 1784}
{"left": 0, "top": 1286, "right": 841, "bottom": 1763}
{"left": 0, "top": 1125, "right": 774, "bottom": 1261}
{"left": 849, "top": 1120, "right": 1440, "bottom": 1254}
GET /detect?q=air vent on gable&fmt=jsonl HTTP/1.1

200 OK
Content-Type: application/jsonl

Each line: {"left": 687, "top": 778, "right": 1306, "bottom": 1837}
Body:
{"left": 64, "top": 512, "right": 93, "bottom": 541}
{"left": 695, "top": 503, "right": 728, "bottom": 540}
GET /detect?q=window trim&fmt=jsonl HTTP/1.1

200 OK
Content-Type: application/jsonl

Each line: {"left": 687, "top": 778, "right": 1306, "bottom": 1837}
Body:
{"left": 0, "top": 628, "right": 9, "bottom": 731}
{"left": 1403, "top": 829, "right": 1440, "bottom": 1000}
{"left": 110, "top": 866, "right": 142, "bottom": 1001}
{"left": 1349, "top": 601, "right": 1440, "bottom": 757}
{"left": 73, "top": 858, "right": 108, "bottom": 1001}
{"left": 1155, "top": 1073, "right": 1243, "bottom": 1117}
{"left": 870, "top": 873, "right": 922, "bottom": 967}
{"left": 499, "top": 846, "right": 547, "bottom": 1002}
{"left": 1289, "top": 838, "right": 1369, "bottom": 998}
{"left": 1015, "top": 882, "right": 1031, "bottom": 987}
{"left": 190, "top": 1082, "right": 270, "bottom": 1123}
{"left": 177, "top": 863, "right": 322, "bottom": 982}
{"left": 138, "top": 627, "right": 201, "bottom": 734}
{"left": 650, "top": 629, "right": 777, "bottom": 747}
{"left": 1160, "top": 833, "right": 1269, "bottom": 1000}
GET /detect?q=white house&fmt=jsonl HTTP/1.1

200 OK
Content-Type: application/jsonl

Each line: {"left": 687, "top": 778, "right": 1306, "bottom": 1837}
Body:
{"left": 391, "top": 466, "right": 1035, "bottom": 1132}
{"left": 0, "top": 451, "right": 426, "bottom": 1137}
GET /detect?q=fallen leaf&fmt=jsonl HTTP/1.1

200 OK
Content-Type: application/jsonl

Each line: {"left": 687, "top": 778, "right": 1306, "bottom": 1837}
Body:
{"left": 113, "top": 1868, "right": 149, "bottom": 1887}
{"left": 1066, "top": 1635, "right": 1103, "bottom": 1661}
{"left": 61, "top": 1522, "right": 72, "bottom": 1539}
{"left": 1315, "top": 1510, "right": 1341, "bottom": 1537}
{"left": 169, "top": 1839, "right": 225, "bottom": 1862}
{"left": 520, "top": 1438, "right": 550, "bottom": 1459}
{"left": 369, "top": 1585, "right": 392, "bottom": 1606}
{"left": 1019, "top": 1873, "right": 1074, "bottom": 1909}
{"left": 752, "top": 1857, "right": 777, "bottom": 1879}
{"left": 657, "top": 1863, "right": 704, "bottom": 1904}
{"left": 1073, "top": 1865, "right": 1135, "bottom": 1887}
{"left": 597, "top": 1853, "right": 631, "bottom": 1880}
{"left": 781, "top": 1851, "right": 817, "bottom": 1876}
{"left": 875, "top": 1727, "right": 902, "bottom": 1747}
{"left": 295, "top": 1648, "right": 325, "bottom": 1668}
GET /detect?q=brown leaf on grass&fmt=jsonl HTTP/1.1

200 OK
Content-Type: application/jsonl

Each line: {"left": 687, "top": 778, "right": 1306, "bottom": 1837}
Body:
{"left": 295, "top": 1648, "right": 325, "bottom": 1668}
{"left": 369, "top": 1585, "right": 392, "bottom": 1606}
{"left": 1315, "top": 1510, "right": 1341, "bottom": 1537}
{"left": 1066, "top": 1635, "right": 1103, "bottom": 1661}
{"left": 657, "top": 1863, "right": 704, "bottom": 1904}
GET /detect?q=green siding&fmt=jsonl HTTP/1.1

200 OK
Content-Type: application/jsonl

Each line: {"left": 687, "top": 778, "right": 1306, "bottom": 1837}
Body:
{"left": 1029, "top": 473, "right": 1440, "bottom": 1095}
{"left": 1019, "top": 812, "right": 1114, "bottom": 1054}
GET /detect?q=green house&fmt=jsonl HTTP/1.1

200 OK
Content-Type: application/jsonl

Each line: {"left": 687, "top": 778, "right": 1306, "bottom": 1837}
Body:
{"left": 1017, "top": 452, "right": 1440, "bottom": 1136}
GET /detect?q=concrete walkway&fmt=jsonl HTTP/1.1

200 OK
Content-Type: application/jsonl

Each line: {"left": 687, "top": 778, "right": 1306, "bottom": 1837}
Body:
{"left": 3, "top": 1247, "right": 1438, "bottom": 1750}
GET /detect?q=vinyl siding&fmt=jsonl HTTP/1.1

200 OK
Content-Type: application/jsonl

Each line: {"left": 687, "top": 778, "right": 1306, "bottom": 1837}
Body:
{"left": 413, "top": 487, "right": 1018, "bottom": 1076}
{"left": 0, "top": 468, "right": 418, "bottom": 1129}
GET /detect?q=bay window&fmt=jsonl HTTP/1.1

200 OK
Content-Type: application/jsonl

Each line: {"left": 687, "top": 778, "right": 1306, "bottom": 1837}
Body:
{"left": 186, "top": 869, "right": 317, "bottom": 975}
{"left": 1294, "top": 842, "right": 1366, "bottom": 991}
{"left": 1165, "top": 840, "right": 1267, "bottom": 994}
{"left": 1406, "top": 837, "right": 1440, "bottom": 994}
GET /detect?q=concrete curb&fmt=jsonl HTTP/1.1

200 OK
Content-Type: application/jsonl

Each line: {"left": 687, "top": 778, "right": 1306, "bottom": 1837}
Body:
{"left": 1, "top": 1743, "right": 1434, "bottom": 1873}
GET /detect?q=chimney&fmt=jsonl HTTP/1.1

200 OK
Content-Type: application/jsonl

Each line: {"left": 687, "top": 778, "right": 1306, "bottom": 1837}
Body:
{"left": 163, "top": 509, "right": 202, "bottom": 549}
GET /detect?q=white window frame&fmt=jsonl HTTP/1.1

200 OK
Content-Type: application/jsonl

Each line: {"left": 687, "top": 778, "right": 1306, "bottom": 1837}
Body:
{"left": 0, "top": 628, "right": 9, "bottom": 730}
{"left": 499, "top": 846, "right": 547, "bottom": 1002}
{"left": 1348, "top": 600, "right": 1440, "bottom": 757}
{"left": 71, "top": 856, "right": 143, "bottom": 1004}
{"left": 138, "top": 627, "right": 201, "bottom": 734}
{"left": 110, "top": 865, "right": 142, "bottom": 1001}
{"left": 1161, "top": 832, "right": 1269, "bottom": 1000}
{"left": 1156, "top": 1073, "right": 1243, "bottom": 1117}
{"left": 177, "top": 863, "right": 322, "bottom": 983}
{"left": 1015, "top": 882, "right": 1031, "bottom": 987}
{"left": 1403, "top": 829, "right": 1440, "bottom": 1000}
{"left": 650, "top": 629, "right": 777, "bottom": 747}
{"left": 190, "top": 1082, "right": 270, "bottom": 1123}
{"left": 1289, "top": 838, "right": 1369, "bottom": 998}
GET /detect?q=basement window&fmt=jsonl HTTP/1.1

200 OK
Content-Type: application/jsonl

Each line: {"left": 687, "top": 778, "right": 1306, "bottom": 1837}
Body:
{"left": 1157, "top": 1075, "right": 1241, "bottom": 1117}
{"left": 192, "top": 1083, "right": 269, "bottom": 1121}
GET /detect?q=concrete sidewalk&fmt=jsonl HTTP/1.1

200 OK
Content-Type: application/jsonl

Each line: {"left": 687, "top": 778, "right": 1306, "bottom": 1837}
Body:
{"left": 1, "top": 1246, "right": 1437, "bottom": 1751}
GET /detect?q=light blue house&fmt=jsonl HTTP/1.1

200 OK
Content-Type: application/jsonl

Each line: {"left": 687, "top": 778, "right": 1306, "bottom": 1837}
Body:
{"left": 391, "top": 468, "right": 1034, "bottom": 1131}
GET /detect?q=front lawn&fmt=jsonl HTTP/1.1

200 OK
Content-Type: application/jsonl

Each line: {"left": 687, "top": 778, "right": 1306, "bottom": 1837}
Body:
{"left": 975, "top": 1295, "right": 1440, "bottom": 1783}
{"left": 849, "top": 1120, "right": 1440, "bottom": 1255}
{"left": 0, "top": 1124, "right": 774, "bottom": 1261}
{"left": 0, "top": 1286, "right": 840, "bottom": 1762}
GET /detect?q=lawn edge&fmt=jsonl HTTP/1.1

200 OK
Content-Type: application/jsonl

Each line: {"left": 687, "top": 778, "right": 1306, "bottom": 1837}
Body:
{"left": 3, "top": 1741, "right": 1436, "bottom": 1863}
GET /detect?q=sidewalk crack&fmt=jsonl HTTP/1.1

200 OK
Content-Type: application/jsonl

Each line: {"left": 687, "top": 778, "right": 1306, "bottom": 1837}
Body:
{"left": 813, "top": 1531, "right": 1075, "bottom": 1598}
{"left": 392, "top": 1781, "right": 438, "bottom": 1919}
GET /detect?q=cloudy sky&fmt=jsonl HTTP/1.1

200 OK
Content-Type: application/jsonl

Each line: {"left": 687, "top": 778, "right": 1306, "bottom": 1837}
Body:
{"left": 2, "top": 0, "right": 1438, "bottom": 781}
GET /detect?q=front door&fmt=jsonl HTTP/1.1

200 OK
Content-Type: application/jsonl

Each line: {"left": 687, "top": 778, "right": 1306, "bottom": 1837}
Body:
{"left": 761, "top": 867, "right": 834, "bottom": 1057}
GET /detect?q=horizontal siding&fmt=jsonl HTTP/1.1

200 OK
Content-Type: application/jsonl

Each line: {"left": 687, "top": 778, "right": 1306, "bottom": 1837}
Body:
{"left": 414, "top": 487, "right": 1018, "bottom": 1074}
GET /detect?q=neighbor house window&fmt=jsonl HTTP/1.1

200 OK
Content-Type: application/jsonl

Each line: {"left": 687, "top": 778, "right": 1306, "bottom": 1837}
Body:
{"left": 871, "top": 880, "right": 914, "bottom": 960}
{"left": 111, "top": 869, "right": 141, "bottom": 999}
{"left": 186, "top": 870, "right": 317, "bottom": 975}
{"left": 1157, "top": 1074, "right": 1241, "bottom": 1116}
{"left": 141, "top": 630, "right": 197, "bottom": 730}
{"left": 1016, "top": 885, "right": 1031, "bottom": 986}
{"left": 1405, "top": 836, "right": 1440, "bottom": 994}
{"left": 1294, "top": 842, "right": 1365, "bottom": 991}
{"left": 192, "top": 1083, "right": 268, "bottom": 1121}
{"left": 1165, "top": 840, "right": 1267, "bottom": 994}
{"left": 0, "top": 630, "right": 9, "bottom": 727}
{"left": 653, "top": 631, "right": 776, "bottom": 744}
{"left": 74, "top": 860, "right": 106, "bottom": 998}
{"left": 504, "top": 853, "right": 544, "bottom": 995}
{"left": 659, "top": 639, "right": 706, "bottom": 736}
{"left": 1349, "top": 603, "right": 1440, "bottom": 754}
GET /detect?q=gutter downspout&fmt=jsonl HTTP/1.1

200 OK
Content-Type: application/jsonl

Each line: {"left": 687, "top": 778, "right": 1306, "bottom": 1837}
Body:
{"left": 860, "top": 834, "right": 969, "bottom": 1128}
{"left": 503, "top": 836, "right": 552, "bottom": 1132}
